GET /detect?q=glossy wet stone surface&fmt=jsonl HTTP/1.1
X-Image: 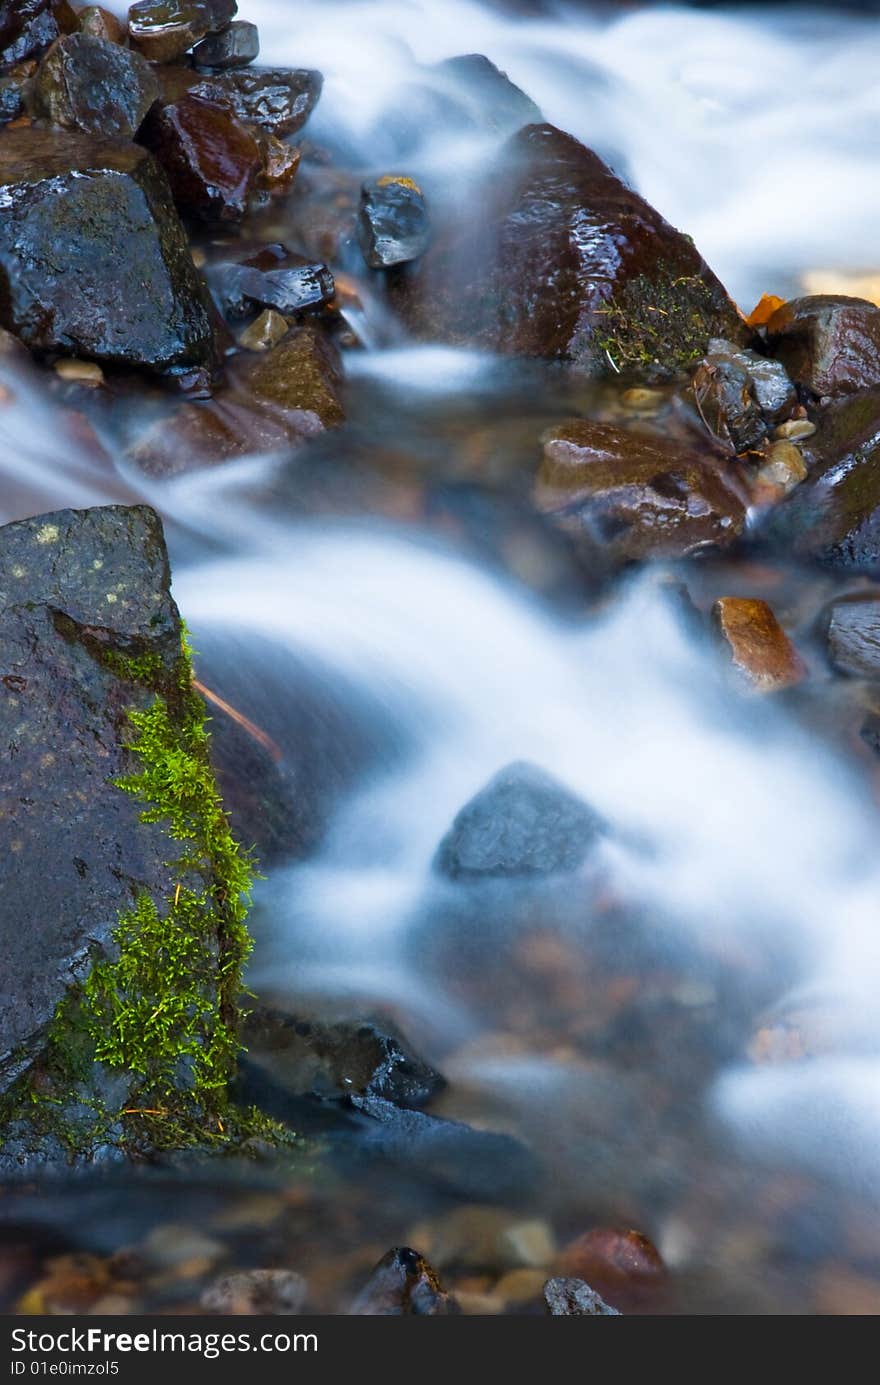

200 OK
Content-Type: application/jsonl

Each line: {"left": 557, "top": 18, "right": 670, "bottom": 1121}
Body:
{"left": 30, "top": 34, "right": 159, "bottom": 137}
{"left": 358, "top": 176, "right": 431, "bottom": 269}
{"left": 713, "top": 597, "right": 807, "bottom": 692}
{"left": 0, "top": 129, "right": 216, "bottom": 369}
{"left": 140, "top": 89, "right": 263, "bottom": 222}
{"left": 0, "top": 0, "right": 77, "bottom": 67}
{"left": 193, "top": 65, "right": 323, "bottom": 135}
{"left": 192, "top": 18, "right": 258, "bottom": 69}
{"left": 127, "top": 0, "right": 236, "bottom": 63}
{"left": 767, "top": 295, "right": 880, "bottom": 399}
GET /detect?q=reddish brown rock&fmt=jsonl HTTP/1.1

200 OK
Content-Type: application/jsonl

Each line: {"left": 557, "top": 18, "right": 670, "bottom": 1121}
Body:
{"left": 556, "top": 1228, "right": 664, "bottom": 1311}
{"left": 127, "top": 0, "right": 235, "bottom": 64}
{"left": 766, "top": 295, "right": 880, "bottom": 398}
{"left": 395, "top": 122, "right": 746, "bottom": 378}
{"left": 713, "top": 597, "right": 807, "bottom": 692}
{"left": 534, "top": 419, "right": 747, "bottom": 561}
{"left": 139, "top": 89, "right": 263, "bottom": 221}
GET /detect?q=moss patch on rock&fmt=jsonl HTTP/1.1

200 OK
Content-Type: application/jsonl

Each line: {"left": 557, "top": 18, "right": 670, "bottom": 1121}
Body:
{"left": 585, "top": 268, "right": 737, "bottom": 381}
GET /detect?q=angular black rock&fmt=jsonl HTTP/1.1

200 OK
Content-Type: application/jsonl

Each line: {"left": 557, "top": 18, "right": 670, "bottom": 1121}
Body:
{"left": 434, "top": 761, "right": 605, "bottom": 879}
{"left": 544, "top": 1277, "right": 621, "bottom": 1316}
{"left": 210, "top": 257, "right": 335, "bottom": 318}
{"left": 0, "top": 63, "right": 34, "bottom": 123}
{"left": 30, "top": 33, "right": 159, "bottom": 137}
{"left": 708, "top": 337, "right": 796, "bottom": 423}
{"left": 692, "top": 348, "right": 767, "bottom": 453}
{"left": 825, "top": 594, "right": 880, "bottom": 677}
{"left": 0, "top": 129, "right": 215, "bottom": 370}
{"left": 194, "top": 65, "right": 322, "bottom": 135}
{"left": 351, "top": 1249, "right": 459, "bottom": 1316}
{"left": 0, "top": 0, "right": 75, "bottom": 67}
{"left": 358, "top": 176, "right": 431, "bottom": 269}
{"left": 0, "top": 506, "right": 184, "bottom": 1091}
{"left": 241, "top": 1009, "right": 444, "bottom": 1109}
{"left": 192, "top": 18, "right": 258, "bottom": 69}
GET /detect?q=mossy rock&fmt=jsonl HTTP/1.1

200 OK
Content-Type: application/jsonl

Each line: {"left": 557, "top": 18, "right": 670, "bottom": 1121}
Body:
{"left": 0, "top": 504, "right": 286, "bottom": 1171}
{"left": 393, "top": 122, "right": 748, "bottom": 381}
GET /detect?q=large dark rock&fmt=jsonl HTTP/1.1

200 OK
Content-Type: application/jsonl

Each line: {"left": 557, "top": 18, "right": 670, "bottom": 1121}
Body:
{"left": 395, "top": 122, "right": 746, "bottom": 378}
{"left": 766, "top": 295, "right": 880, "bottom": 399}
{"left": 127, "top": 0, "right": 236, "bottom": 63}
{"left": 192, "top": 18, "right": 258, "bottom": 70}
{"left": 0, "top": 505, "right": 182, "bottom": 1090}
{"left": 30, "top": 33, "right": 159, "bottom": 137}
{"left": 535, "top": 419, "right": 747, "bottom": 561}
{"left": 0, "top": 0, "right": 76, "bottom": 67}
{"left": 242, "top": 1009, "right": 444, "bottom": 1109}
{"left": 763, "top": 389, "right": 880, "bottom": 571}
{"left": 139, "top": 88, "right": 263, "bottom": 222}
{"left": 0, "top": 129, "right": 215, "bottom": 371}
{"left": 824, "top": 593, "right": 880, "bottom": 677}
{"left": 209, "top": 247, "right": 334, "bottom": 319}
{"left": 191, "top": 66, "right": 323, "bottom": 136}
{"left": 435, "top": 761, "right": 604, "bottom": 880}
{"left": 351, "top": 1249, "right": 459, "bottom": 1316}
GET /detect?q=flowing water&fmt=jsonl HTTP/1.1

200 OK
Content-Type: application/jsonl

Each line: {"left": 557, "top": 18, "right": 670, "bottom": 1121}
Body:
{"left": 2, "top": 0, "right": 880, "bottom": 1315}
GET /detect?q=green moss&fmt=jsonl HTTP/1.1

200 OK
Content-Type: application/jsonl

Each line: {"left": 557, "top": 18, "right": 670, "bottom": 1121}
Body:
{"left": 0, "top": 632, "right": 294, "bottom": 1160}
{"left": 99, "top": 648, "right": 165, "bottom": 685}
{"left": 586, "top": 269, "right": 744, "bottom": 381}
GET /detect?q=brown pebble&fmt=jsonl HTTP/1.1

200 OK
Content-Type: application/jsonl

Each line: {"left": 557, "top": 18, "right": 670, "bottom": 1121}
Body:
{"left": 238, "top": 308, "right": 289, "bottom": 352}
{"left": 620, "top": 386, "right": 665, "bottom": 412}
{"left": 556, "top": 1228, "right": 664, "bottom": 1310}
{"left": 712, "top": 597, "right": 807, "bottom": 692}
{"left": 774, "top": 418, "right": 817, "bottom": 441}
{"left": 54, "top": 358, "right": 104, "bottom": 387}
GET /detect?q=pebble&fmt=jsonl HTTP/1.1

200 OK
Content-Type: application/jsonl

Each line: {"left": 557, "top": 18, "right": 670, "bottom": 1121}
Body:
{"left": 499, "top": 1218, "right": 556, "bottom": 1269}
{"left": 752, "top": 439, "right": 807, "bottom": 503}
{"left": 54, "top": 358, "right": 105, "bottom": 386}
{"left": 201, "top": 1268, "right": 307, "bottom": 1315}
{"left": 493, "top": 1268, "right": 547, "bottom": 1304}
{"left": 620, "top": 386, "right": 665, "bottom": 412}
{"left": 774, "top": 418, "right": 817, "bottom": 441}
{"left": 238, "top": 307, "right": 289, "bottom": 351}
{"left": 712, "top": 596, "right": 807, "bottom": 693}
{"left": 192, "top": 19, "right": 259, "bottom": 70}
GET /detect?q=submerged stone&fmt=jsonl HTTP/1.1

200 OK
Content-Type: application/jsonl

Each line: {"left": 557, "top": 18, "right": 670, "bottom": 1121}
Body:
{"left": 396, "top": 122, "right": 746, "bottom": 377}
{"left": 766, "top": 295, "right": 880, "bottom": 398}
{"left": 192, "top": 18, "right": 258, "bottom": 69}
{"left": 30, "top": 34, "right": 159, "bottom": 138}
{"left": 535, "top": 419, "right": 747, "bottom": 561}
{"left": 358, "top": 176, "right": 431, "bottom": 269}
{"left": 434, "top": 52, "right": 542, "bottom": 134}
{"left": 434, "top": 760, "right": 605, "bottom": 880}
{"left": 127, "top": 0, "right": 236, "bottom": 63}
{"left": 140, "top": 88, "right": 263, "bottom": 221}
{"left": 0, "top": 129, "right": 215, "bottom": 370}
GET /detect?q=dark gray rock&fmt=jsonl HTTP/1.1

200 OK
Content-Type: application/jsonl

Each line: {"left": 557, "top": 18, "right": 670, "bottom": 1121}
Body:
{"left": 210, "top": 256, "right": 335, "bottom": 319}
{"left": 707, "top": 338, "right": 797, "bottom": 424}
{"left": 544, "top": 1276, "right": 621, "bottom": 1315}
{"left": 433, "top": 53, "right": 542, "bottom": 134}
{"left": 193, "top": 65, "right": 322, "bottom": 136}
{"left": 0, "top": 505, "right": 183, "bottom": 1091}
{"left": 435, "top": 761, "right": 605, "bottom": 880}
{"left": 825, "top": 594, "right": 880, "bottom": 677}
{"left": 0, "top": 63, "right": 35, "bottom": 124}
{"left": 0, "top": 0, "right": 76, "bottom": 67}
{"left": 358, "top": 176, "right": 431, "bottom": 269}
{"left": 692, "top": 348, "right": 767, "bottom": 453}
{"left": 0, "top": 129, "right": 215, "bottom": 371}
{"left": 192, "top": 18, "right": 258, "bottom": 70}
{"left": 30, "top": 33, "right": 159, "bottom": 137}
{"left": 241, "top": 1009, "right": 445, "bottom": 1109}
{"left": 350, "top": 1248, "right": 459, "bottom": 1315}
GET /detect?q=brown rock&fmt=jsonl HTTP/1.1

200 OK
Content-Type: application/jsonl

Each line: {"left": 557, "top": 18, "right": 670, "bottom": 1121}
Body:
{"left": 557, "top": 1228, "right": 664, "bottom": 1310}
{"left": 395, "top": 122, "right": 746, "bottom": 378}
{"left": 238, "top": 307, "right": 288, "bottom": 352}
{"left": 766, "top": 295, "right": 880, "bottom": 398}
{"left": 30, "top": 33, "right": 159, "bottom": 138}
{"left": 712, "top": 597, "right": 806, "bottom": 692}
{"left": 127, "top": 0, "right": 236, "bottom": 64}
{"left": 535, "top": 419, "right": 747, "bottom": 561}
{"left": 139, "top": 89, "right": 263, "bottom": 221}
{"left": 77, "top": 6, "right": 126, "bottom": 42}
{"left": 350, "top": 1248, "right": 459, "bottom": 1316}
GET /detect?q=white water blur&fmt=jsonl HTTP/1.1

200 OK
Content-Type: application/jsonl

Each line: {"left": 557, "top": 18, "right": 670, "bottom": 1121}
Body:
{"left": 246, "top": 0, "right": 880, "bottom": 307}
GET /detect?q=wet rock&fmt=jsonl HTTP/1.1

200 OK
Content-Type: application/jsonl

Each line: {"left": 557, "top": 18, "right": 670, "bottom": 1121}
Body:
{"left": 192, "top": 18, "right": 258, "bottom": 69}
{"left": 0, "top": 505, "right": 182, "bottom": 1091}
{"left": 210, "top": 254, "right": 334, "bottom": 319}
{"left": 557, "top": 1228, "right": 664, "bottom": 1310}
{"left": 238, "top": 307, "right": 288, "bottom": 351}
{"left": 254, "top": 128, "right": 300, "bottom": 198}
{"left": 544, "top": 1277, "right": 621, "bottom": 1316}
{"left": 824, "top": 594, "right": 880, "bottom": 678}
{"left": 0, "top": 129, "right": 215, "bottom": 370}
{"left": 140, "top": 89, "right": 263, "bottom": 222}
{"left": 396, "top": 122, "right": 746, "bottom": 377}
{"left": 751, "top": 439, "right": 807, "bottom": 506}
{"left": 0, "top": 62, "right": 36, "bottom": 124}
{"left": 245, "top": 321, "right": 344, "bottom": 421}
{"left": 127, "top": 0, "right": 236, "bottom": 63}
{"left": 351, "top": 1248, "right": 459, "bottom": 1316}
{"left": 54, "top": 358, "right": 104, "bottom": 387}
{"left": 241, "top": 1009, "right": 444, "bottom": 1109}
{"left": 762, "top": 389, "right": 880, "bottom": 571}
{"left": 201, "top": 1268, "right": 307, "bottom": 1315}
{"left": 707, "top": 338, "right": 797, "bottom": 425}
{"left": 766, "top": 295, "right": 880, "bottom": 398}
{"left": 0, "top": 0, "right": 76, "bottom": 67}
{"left": 358, "top": 176, "right": 430, "bottom": 270}
{"left": 712, "top": 597, "right": 806, "bottom": 692}
{"left": 77, "top": 6, "right": 127, "bottom": 42}
{"left": 692, "top": 349, "right": 766, "bottom": 453}
{"left": 193, "top": 65, "right": 322, "bottom": 136}
{"left": 860, "top": 711, "right": 880, "bottom": 756}
{"left": 433, "top": 53, "right": 542, "bottom": 134}
{"left": 435, "top": 761, "right": 604, "bottom": 880}
{"left": 774, "top": 417, "right": 816, "bottom": 441}
{"left": 30, "top": 34, "right": 159, "bottom": 138}
{"left": 535, "top": 419, "right": 747, "bottom": 561}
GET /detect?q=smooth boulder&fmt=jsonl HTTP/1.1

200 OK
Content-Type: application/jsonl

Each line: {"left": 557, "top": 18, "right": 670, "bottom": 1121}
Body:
{"left": 766, "top": 295, "right": 880, "bottom": 398}
{"left": 0, "top": 129, "right": 215, "bottom": 370}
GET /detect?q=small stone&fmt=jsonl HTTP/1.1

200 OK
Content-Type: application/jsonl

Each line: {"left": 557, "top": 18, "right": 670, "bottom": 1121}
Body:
{"left": 192, "top": 18, "right": 258, "bottom": 70}
{"left": 620, "top": 386, "right": 665, "bottom": 412}
{"left": 0, "top": 62, "right": 37, "bottom": 125}
{"left": 211, "top": 256, "right": 334, "bottom": 319}
{"left": 557, "top": 1229, "right": 664, "bottom": 1310}
{"left": 706, "top": 337, "right": 797, "bottom": 425}
{"left": 499, "top": 1219, "right": 556, "bottom": 1269}
{"left": 752, "top": 439, "right": 808, "bottom": 503}
{"left": 238, "top": 307, "right": 288, "bottom": 352}
{"left": 201, "top": 1269, "right": 306, "bottom": 1315}
{"left": 544, "top": 1277, "right": 621, "bottom": 1316}
{"left": 127, "top": 0, "right": 236, "bottom": 63}
{"left": 767, "top": 295, "right": 880, "bottom": 398}
{"left": 77, "top": 6, "right": 126, "bottom": 42}
{"left": 746, "top": 292, "right": 786, "bottom": 329}
{"left": 30, "top": 34, "right": 159, "bottom": 138}
{"left": 692, "top": 350, "right": 766, "bottom": 453}
{"left": 774, "top": 418, "right": 816, "bottom": 441}
{"left": 255, "top": 130, "right": 300, "bottom": 198}
{"left": 494, "top": 1269, "right": 547, "bottom": 1304}
{"left": 350, "top": 1248, "right": 459, "bottom": 1316}
{"left": 712, "top": 597, "right": 807, "bottom": 692}
{"left": 434, "top": 761, "right": 605, "bottom": 880}
{"left": 358, "top": 175, "right": 431, "bottom": 269}
{"left": 825, "top": 594, "right": 880, "bottom": 678}
{"left": 140, "top": 89, "right": 263, "bottom": 221}
{"left": 141, "top": 1224, "right": 224, "bottom": 1270}
{"left": 54, "top": 358, "right": 104, "bottom": 386}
